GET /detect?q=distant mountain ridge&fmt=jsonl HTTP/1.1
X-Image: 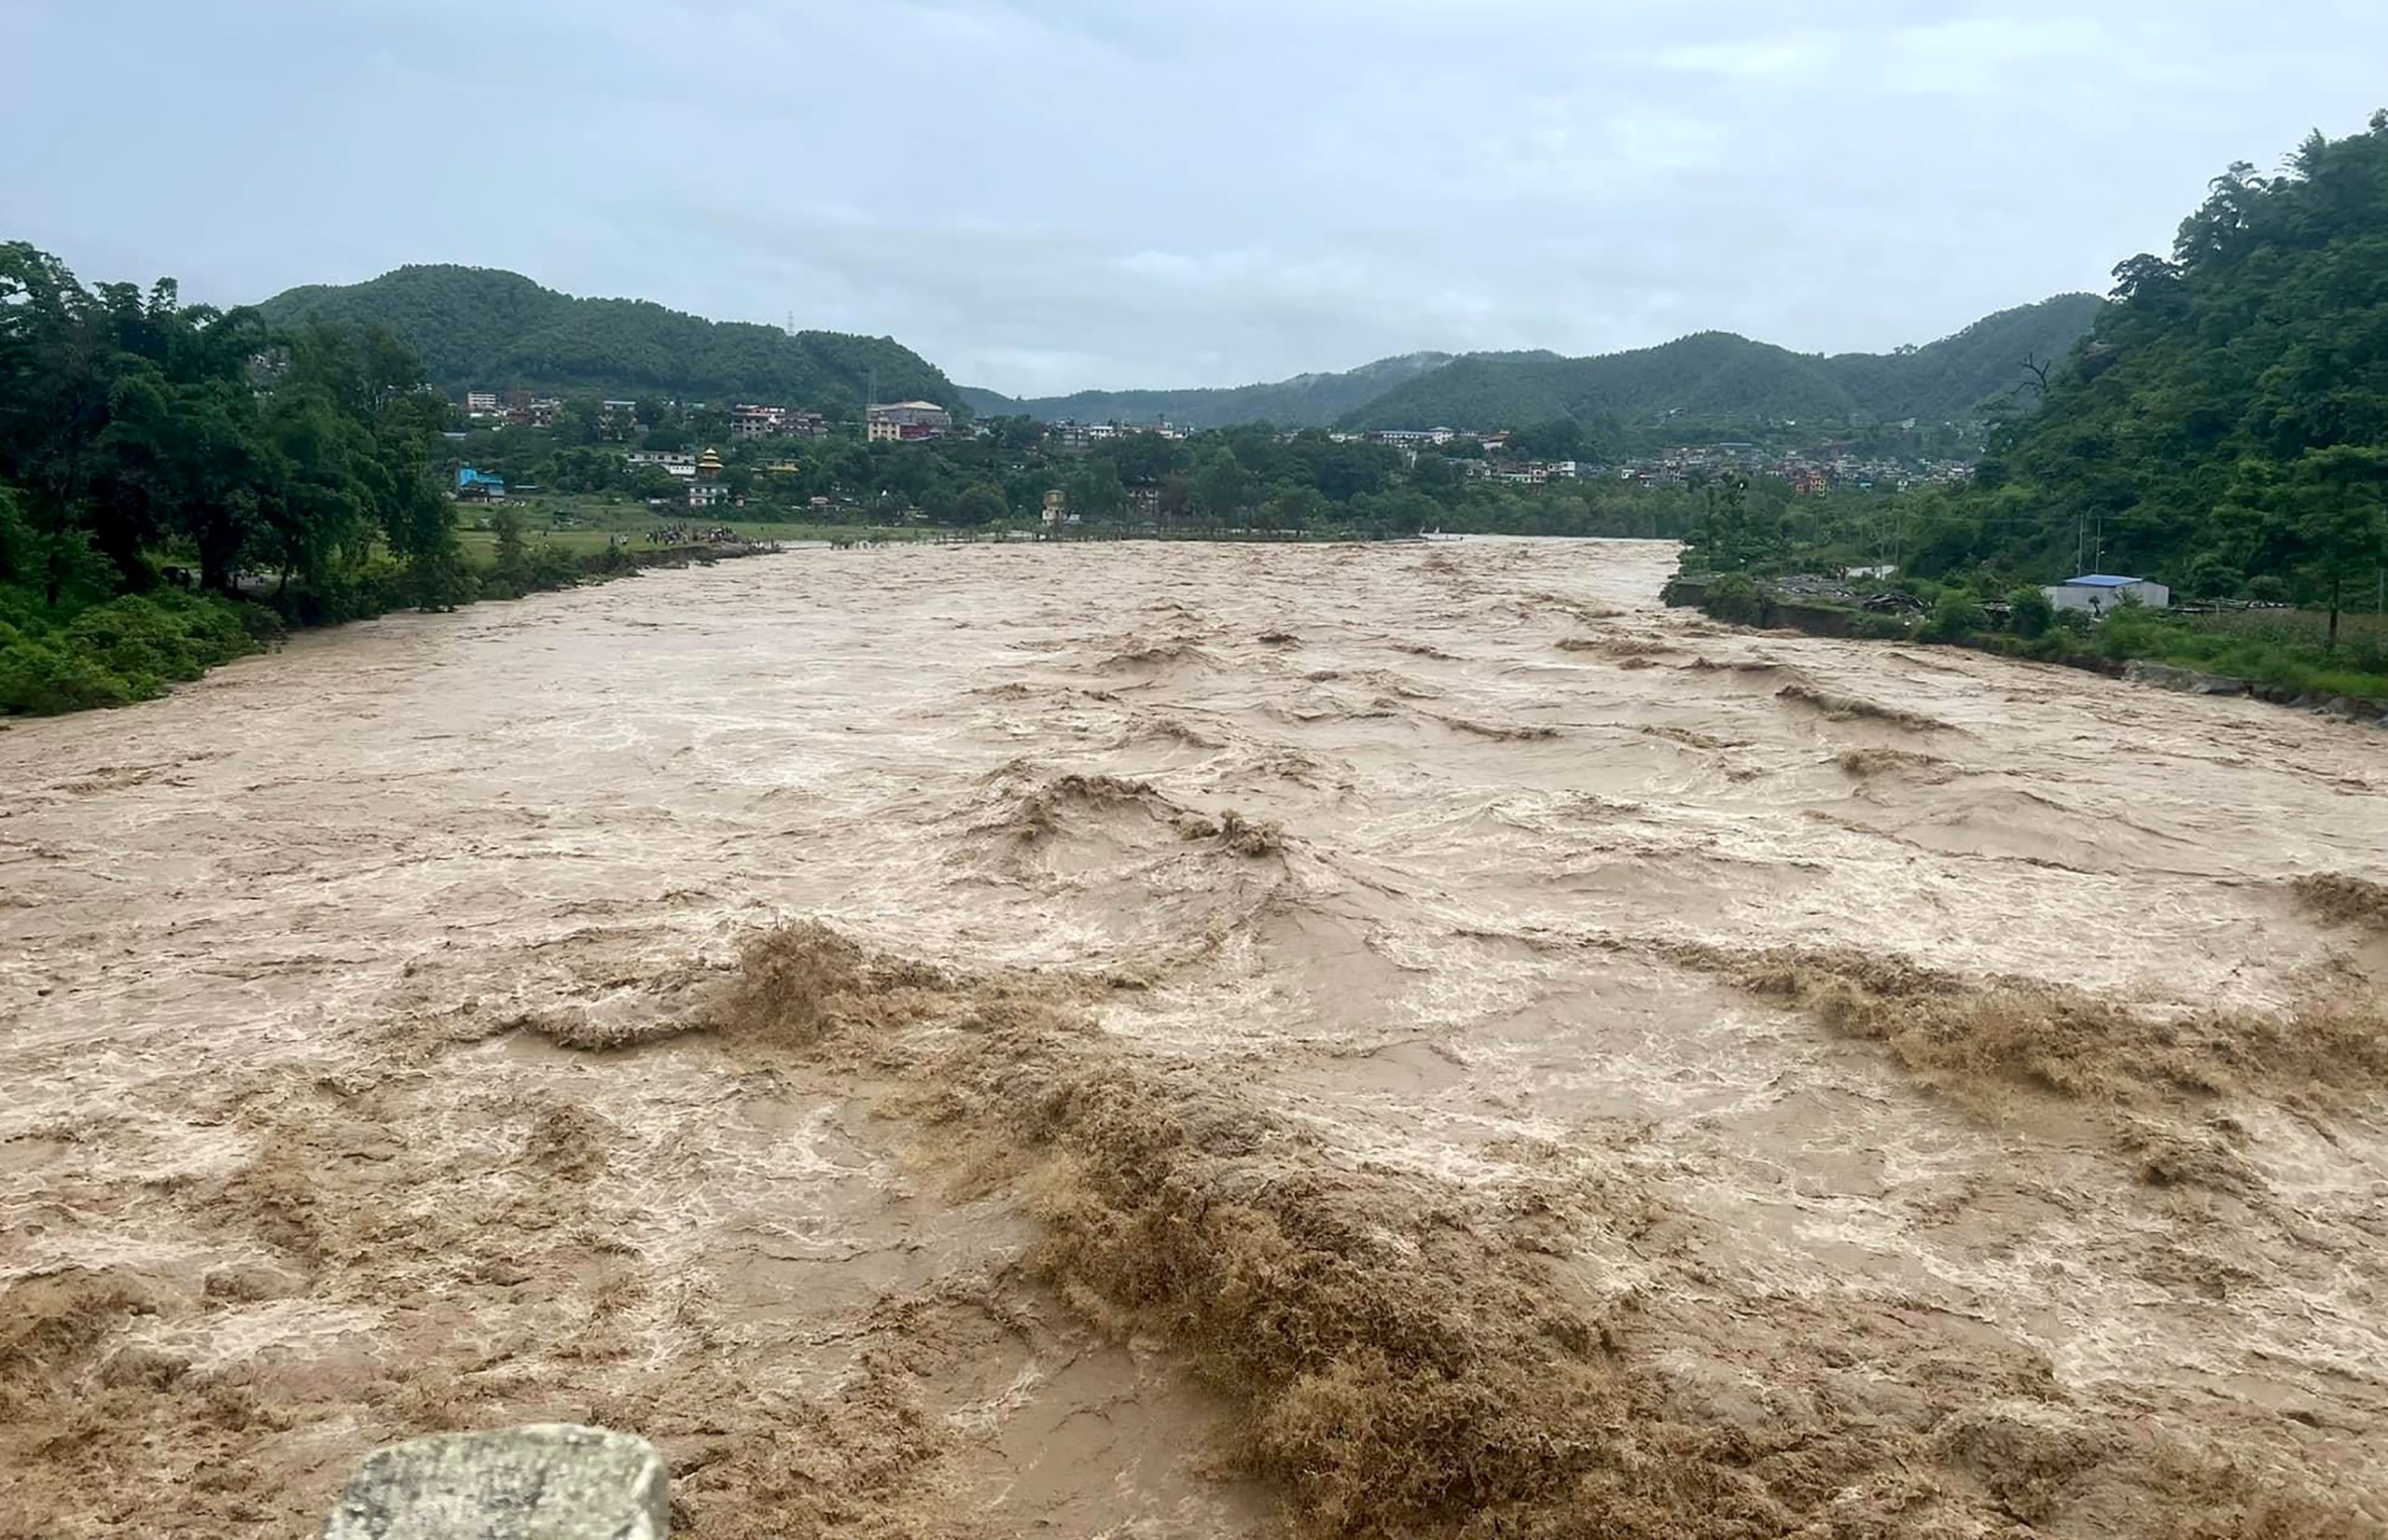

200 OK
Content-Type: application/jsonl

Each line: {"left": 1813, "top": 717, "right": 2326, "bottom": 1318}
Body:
{"left": 963, "top": 352, "right": 1455, "bottom": 429}
{"left": 1341, "top": 295, "right": 2103, "bottom": 431}
{"left": 258, "top": 265, "right": 960, "bottom": 411}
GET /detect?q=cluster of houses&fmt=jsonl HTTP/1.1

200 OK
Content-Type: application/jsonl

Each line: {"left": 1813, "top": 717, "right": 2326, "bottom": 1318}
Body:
{"left": 465, "top": 391, "right": 562, "bottom": 428}
{"left": 1589, "top": 442, "right": 1977, "bottom": 495}
{"left": 730, "top": 404, "right": 828, "bottom": 440}
{"left": 1047, "top": 419, "right": 1190, "bottom": 453}
{"left": 461, "top": 389, "right": 959, "bottom": 448}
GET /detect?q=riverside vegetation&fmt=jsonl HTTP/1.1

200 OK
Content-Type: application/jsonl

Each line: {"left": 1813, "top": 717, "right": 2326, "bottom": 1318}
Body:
{"left": 1672, "top": 115, "right": 2388, "bottom": 704}
{"left": 0, "top": 245, "right": 770, "bottom": 716}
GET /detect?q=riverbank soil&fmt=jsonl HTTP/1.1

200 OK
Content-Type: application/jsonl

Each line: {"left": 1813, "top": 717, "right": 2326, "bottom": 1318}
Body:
{"left": 4, "top": 540, "right": 2383, "bottom": 1537}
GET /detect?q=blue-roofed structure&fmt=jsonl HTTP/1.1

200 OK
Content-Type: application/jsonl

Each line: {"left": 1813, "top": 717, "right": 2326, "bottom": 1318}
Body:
{"left": 454, "top": 466, "right": 507, "bottom": 500}
{"left": 2046, "top": 573, "right": 2169, "bottom": 613}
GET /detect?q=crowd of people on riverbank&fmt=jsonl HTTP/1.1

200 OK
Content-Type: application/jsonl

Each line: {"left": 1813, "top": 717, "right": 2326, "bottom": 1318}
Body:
{"left": 642, "top": 524, "right": 740, "bottom": 546}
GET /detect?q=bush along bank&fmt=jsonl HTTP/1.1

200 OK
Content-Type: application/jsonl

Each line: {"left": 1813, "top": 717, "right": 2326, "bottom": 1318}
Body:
{"left": 0, "top": 539, "right": 775, "bottom": 718}
{"left": 0, "top": 587, "right": 281, "bottom": 715}
{"left": 1663, "top": 572, "right": 2388, "bottom": 725}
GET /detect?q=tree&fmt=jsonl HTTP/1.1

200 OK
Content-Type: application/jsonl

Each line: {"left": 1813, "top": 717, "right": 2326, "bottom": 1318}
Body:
{"left": 950, "top": 482, "right": 1009, "bottom": 526}
{"left": 1100, "top": 432, "right": 1184, "bottom": 489}
{"left": 490, "top": 506, "right": 531, "bottom": 597}
{"left": 631, "top": 467, "right": 682, "bottom": 503}
{"left": 1921, "top": 589, "right": 1987, "bottom": 642}
{"left": 1191, "top": 449, "right": 1250, "bottom": 524}
{"left": 1691, "top": 474, "right": 1755, "bottom": 571}
{"left": 1508, "top": 417, "right": 1584, "bottom": 461}
{"left": 2006, "top": 586, "right": 2055, "bottom": 638}
{"left": 1158, "top": 474, "right": 1192, "bottom": 525}
{"left": 1065, "top": 458, "right": 1127, "bottom": 523}
{"left": 1266, "top": 484, "right": 1327, "bottom": 531}
{"left": 0, "top": 482, "right": 25, "bottom": 583}
{"left": 2279, "top": 445, "right": 2388, "bottom": 648}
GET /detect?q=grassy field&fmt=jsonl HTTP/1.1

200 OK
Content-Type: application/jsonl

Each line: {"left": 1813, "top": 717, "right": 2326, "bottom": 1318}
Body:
{"left": 455, "top": 496, "right": 935, "bottom": 563}
{"left": 2182, "top": 605, "right": 2388, "bottom": 651}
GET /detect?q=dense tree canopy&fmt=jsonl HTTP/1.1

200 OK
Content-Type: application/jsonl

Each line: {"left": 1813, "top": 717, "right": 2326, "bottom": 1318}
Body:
{"left": 1900, "top": 116, "right": 2388, "bottom": 633}
{"left": 0, "top": 243, "right": 461, "bottom": 604}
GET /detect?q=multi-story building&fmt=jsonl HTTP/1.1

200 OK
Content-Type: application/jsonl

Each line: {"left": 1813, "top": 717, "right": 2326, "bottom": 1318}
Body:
{"left": 866, "top": 400, "right": 953, "bottom": 443}
{"left": 729, "top": 404, "right": 786, "bottom": 440}
{"left": 465, "top": 391, "right": 499, "bottom": 418}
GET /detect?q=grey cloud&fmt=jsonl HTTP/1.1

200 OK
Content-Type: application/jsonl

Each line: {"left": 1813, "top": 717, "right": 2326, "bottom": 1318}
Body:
{"left": 3, "top": 0, "right": 2382, "bottom": 395}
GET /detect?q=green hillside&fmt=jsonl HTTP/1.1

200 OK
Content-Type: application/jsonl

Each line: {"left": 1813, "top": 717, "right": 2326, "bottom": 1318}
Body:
{"left": 1909, "top": 116, "right": 2388, "bottom": 603}
{"left": 965, "top": 352, "right": 1454, "bottom": 429}
{"left": 1341, "top": 295, "right": 2101, "bottom": 432}
{"left": 259, "top": 265, "right": 960, "bottom": 411}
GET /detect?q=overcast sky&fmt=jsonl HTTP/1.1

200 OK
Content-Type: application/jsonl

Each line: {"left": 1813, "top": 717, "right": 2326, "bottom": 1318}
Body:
{"left": 5, "top": 2, "right": 2383, "bottom": 395}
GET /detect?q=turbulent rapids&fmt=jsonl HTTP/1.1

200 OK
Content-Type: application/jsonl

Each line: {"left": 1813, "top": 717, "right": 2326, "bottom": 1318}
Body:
{"left": 3, "top": 538, "right": 2385, "bottom": 1538}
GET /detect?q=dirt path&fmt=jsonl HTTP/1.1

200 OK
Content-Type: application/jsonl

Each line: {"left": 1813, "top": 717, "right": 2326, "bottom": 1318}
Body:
{"left": 3, "top": 539, "right": 2382, "bottom": 1537}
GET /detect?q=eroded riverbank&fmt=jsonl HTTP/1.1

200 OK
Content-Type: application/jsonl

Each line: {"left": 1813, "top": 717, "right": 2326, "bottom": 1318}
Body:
{"left": 3, "top": 539, "right": 2383, "bottom": 1537}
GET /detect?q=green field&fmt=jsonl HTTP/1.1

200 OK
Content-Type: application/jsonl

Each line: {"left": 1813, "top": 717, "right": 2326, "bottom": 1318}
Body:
{"left": 455, "top": 494, "right": 936, "bottom": 562}
{"left": 2182, "top": 605, "right": 2388, "bottom": 651}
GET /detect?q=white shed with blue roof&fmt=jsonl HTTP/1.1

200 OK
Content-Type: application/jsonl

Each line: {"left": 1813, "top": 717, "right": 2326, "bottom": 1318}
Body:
{"left": 2043, "top": 574, "right": 2169, "bottom": 613}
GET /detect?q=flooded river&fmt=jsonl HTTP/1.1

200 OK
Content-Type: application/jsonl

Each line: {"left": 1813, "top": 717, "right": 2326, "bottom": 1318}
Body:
{"left": 3, "top": 539, "right": 2383, "bottom": 1537}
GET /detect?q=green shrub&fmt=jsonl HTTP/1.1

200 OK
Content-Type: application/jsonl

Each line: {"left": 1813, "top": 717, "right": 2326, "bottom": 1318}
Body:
{"left": 1920, "top": 590, "right": 1987, "bottom": 642}
{"left": 2006, "top": 587, "right": 2055, "bottom": 638}
{"left": 0, "top": 638, "right": 138, "bottom": 714}
{"left": 1701, "top": 574, "right": 1771, "bottom": 626}
{"left": 526, "top": 547, "right": 583, "bottom": 590}
{"left": 0, "top": 590, "right": 272, "bottom": 715}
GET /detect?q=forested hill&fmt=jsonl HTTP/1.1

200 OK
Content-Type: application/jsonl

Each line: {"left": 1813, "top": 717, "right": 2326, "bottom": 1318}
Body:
{"left": 1915, "top": 115, "right": 2388, "bottom": 601}
{"left": 259, "top": 265, "right": 960, "bottom": 411}
{"left": 1340, "top": 294, "right": 2101, "bottom": 432}
{"left": 964, "top": 351, "right": 1455, "bottom": 430}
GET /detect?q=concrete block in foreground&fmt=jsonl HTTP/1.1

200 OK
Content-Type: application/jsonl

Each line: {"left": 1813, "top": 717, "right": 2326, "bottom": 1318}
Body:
{"left": 325, "top": 1423, "right": 669, "bottom": 1540}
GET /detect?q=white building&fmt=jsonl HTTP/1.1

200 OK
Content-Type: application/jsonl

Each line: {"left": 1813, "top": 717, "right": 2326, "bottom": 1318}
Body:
{"left": 465, "top": 391, "right": 499, "bottom": 417}
{"left": 2044, "top": 575, "right": 2171, "bottom": 614}
{"left": 687, "top": 480, "right": 732, "bottom": 508}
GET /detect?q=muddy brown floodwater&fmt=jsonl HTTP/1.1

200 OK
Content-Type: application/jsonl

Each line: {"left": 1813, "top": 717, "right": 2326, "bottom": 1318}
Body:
{"left": 4, "top": 538, "right": 2386, "bottom": 1539}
